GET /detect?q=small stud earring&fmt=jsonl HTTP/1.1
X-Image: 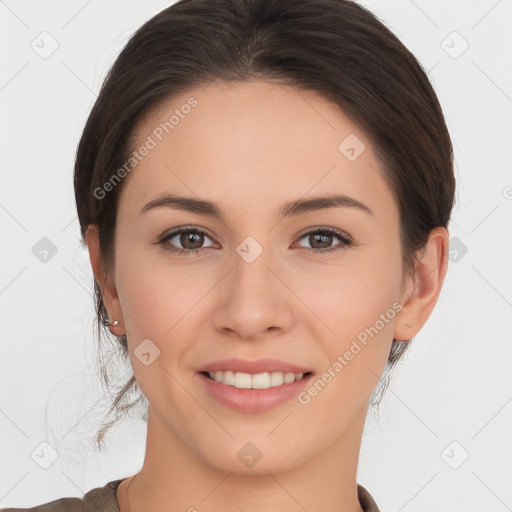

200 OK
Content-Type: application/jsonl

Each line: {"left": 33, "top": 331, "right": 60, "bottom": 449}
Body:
{"left": 111, "top": 320, "right": 119, "bottom": 327}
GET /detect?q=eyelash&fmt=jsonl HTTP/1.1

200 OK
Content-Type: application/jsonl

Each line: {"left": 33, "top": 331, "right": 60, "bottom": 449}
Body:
{"left": 156, "top": 225, "right": 353, "bottom": 257}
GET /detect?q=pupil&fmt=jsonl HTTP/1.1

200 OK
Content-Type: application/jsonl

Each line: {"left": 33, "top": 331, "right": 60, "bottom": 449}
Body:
{"left": 182, "top": 232, "right": 203, "bottom": 249}
{"left": 312, "top": 233, "right": 331, "bottom": 249}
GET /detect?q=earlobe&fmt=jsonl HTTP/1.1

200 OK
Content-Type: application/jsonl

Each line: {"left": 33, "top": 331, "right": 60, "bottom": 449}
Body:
{"left": 393, "top": 227, "right": 449, "bottom": 342}
{"left": 85, "top": 224, "right": 125, "bottom": 331}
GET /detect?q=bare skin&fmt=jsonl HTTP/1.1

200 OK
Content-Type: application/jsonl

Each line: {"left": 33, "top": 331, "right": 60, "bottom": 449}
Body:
{"left": 86, "top": 80, "right": 449, "bottom": 512}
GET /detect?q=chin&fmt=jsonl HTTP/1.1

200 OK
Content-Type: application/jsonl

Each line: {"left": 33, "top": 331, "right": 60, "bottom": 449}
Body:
{"left": 195, "top": 434, "right": 310, "bottom": 476}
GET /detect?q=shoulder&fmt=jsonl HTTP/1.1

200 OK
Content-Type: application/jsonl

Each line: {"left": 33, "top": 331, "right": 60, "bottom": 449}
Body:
{"left": 0, "top": 496, "right": 83, "bottom": 512}
{"left": 0, "top": 479, "right": 123, "bottom": 512}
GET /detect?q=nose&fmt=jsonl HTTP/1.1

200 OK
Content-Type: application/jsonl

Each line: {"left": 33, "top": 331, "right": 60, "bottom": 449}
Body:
{"left": 212, "top": 245, "right": 295, "bottom": 340}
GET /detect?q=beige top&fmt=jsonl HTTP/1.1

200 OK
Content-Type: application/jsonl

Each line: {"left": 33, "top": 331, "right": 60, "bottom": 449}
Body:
{"left": 0, "top": 479, "right": 381, "bottom": 512}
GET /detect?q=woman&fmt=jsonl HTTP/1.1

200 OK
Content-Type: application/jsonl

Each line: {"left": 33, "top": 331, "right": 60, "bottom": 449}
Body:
{"left": 1, "top": 0, "right": 454, "bottom": 510}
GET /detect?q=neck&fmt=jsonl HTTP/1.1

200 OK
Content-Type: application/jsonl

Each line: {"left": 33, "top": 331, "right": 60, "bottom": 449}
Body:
{"left": 120, "top": 405, "right": 368, "bottom": 512}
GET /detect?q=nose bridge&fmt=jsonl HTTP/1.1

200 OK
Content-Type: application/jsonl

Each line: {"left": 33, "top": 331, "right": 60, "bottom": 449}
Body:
{"left": 212, "top": 235, "right": 294, "bottom": 337}
{"left": 232, "top": 235, "right": 278, "bottom": 309}
{"left": 234, "top": 236, "right": 274, "bottom": 294}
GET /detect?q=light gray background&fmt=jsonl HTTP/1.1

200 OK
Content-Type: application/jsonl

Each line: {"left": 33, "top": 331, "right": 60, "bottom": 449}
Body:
{"left": 1, "top": 0, "right": 511, "bottom": 510}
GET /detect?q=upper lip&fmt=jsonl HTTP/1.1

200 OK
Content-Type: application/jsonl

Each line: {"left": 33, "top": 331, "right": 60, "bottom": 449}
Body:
{"left": 197, "top": 358, "right": 312, "bottom": 375}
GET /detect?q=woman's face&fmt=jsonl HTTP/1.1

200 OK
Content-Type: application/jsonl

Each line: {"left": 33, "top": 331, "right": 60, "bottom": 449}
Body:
{"left": 96, "top": 80, "right": 413, "bottom": 474}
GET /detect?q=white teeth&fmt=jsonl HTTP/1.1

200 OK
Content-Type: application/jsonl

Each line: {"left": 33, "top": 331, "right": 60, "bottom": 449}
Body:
{"left": 250, "top": 372, "right": 270, "bottom": 389}
{"left": 207, "top": 371, "right": 305, "bottom": 389}
{"left": 270, "top": 372, "right": 284, "bottom": 386}
{"left": 234, "top": 371, "right": 252, "bottom": 388}
{"left": 221, "top": 370, "right": 234, "bottom": 385}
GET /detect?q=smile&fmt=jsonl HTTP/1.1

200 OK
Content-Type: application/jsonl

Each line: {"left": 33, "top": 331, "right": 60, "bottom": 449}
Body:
{"left": 203, "top": 370, "right": 311, "bottom": 389}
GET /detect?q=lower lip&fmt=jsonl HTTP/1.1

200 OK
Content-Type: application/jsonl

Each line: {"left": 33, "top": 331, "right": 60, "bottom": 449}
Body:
{"left": 198, "top": 372, "right": 313, "bottom": 413}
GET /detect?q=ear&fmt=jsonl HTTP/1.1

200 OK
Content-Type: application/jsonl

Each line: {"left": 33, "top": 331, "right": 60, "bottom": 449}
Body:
{"left": 393, "top": 227, "right": 449, "bottom": 342}
{"left": 85, "top": 224, "right": 125, "bottom": 332}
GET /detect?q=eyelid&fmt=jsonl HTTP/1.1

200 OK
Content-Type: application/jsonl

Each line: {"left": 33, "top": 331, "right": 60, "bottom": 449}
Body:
{"left": 156, "top": 225, "right": 217, "bottom": 246}
{"left": 156, "top": 224, "right": 353, "bottom": 255}
{"left": 293, "top": 226, "right": 353, "bottom": 254}
{"left": 295, "top": 225, "right": 352, "bottom": 243}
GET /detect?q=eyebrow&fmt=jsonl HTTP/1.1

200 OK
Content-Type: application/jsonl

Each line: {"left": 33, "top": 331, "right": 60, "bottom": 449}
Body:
{"left": 139, "top": 193, "right": 374, "bottom": 219}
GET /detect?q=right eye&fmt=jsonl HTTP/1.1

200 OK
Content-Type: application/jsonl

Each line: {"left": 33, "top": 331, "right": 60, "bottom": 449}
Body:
{"left": 157, "top": 226, "right": 217, "bottom": 256}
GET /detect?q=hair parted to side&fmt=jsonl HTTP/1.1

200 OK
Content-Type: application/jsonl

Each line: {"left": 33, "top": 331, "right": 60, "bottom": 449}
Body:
{"left": 73, "top": 0, "right": 455, "bottom": 449}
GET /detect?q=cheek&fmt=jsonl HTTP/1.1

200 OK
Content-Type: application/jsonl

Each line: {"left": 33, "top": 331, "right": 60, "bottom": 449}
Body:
{"left": 294, "top": 254, "right": 401, "bottom": 428}
{"left": 114, "top": 239, "right": 193, "bottom": 349}
{"left": 298, "top": 247, "right": 402, "bottom": 329}
{"left": 292, "top": 248, "right": 402, "bottom": 392}
{"left": 113, "top": 248, "right": 200, "bottom": 408}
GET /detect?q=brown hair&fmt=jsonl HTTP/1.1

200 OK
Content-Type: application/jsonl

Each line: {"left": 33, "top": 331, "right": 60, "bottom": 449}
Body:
{"left": 73, "top": 0, "right": 455, "bottom": 449}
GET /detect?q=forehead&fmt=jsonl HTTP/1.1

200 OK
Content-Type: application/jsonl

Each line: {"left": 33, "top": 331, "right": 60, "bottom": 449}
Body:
{"left": 119, "top": 79, "right": 397, "bottom": 224}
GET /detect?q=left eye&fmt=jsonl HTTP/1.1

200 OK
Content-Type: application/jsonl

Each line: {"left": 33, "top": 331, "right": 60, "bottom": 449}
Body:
{"left": 156, "top": 226, "right": 353, "bottom": 256}
{"left": 294, "top": 227, "right": 353, "bottom": 254}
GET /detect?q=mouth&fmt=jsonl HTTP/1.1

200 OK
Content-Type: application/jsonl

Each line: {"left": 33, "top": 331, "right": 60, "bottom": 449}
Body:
{"left": 199, "top": 370, "right": 314, "bottom": 390}
{"left": 196, "top": 357, "right": 315, "bottom": 412}
{"left": 197, "top": 369, "right": 314, "bottom": 413}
